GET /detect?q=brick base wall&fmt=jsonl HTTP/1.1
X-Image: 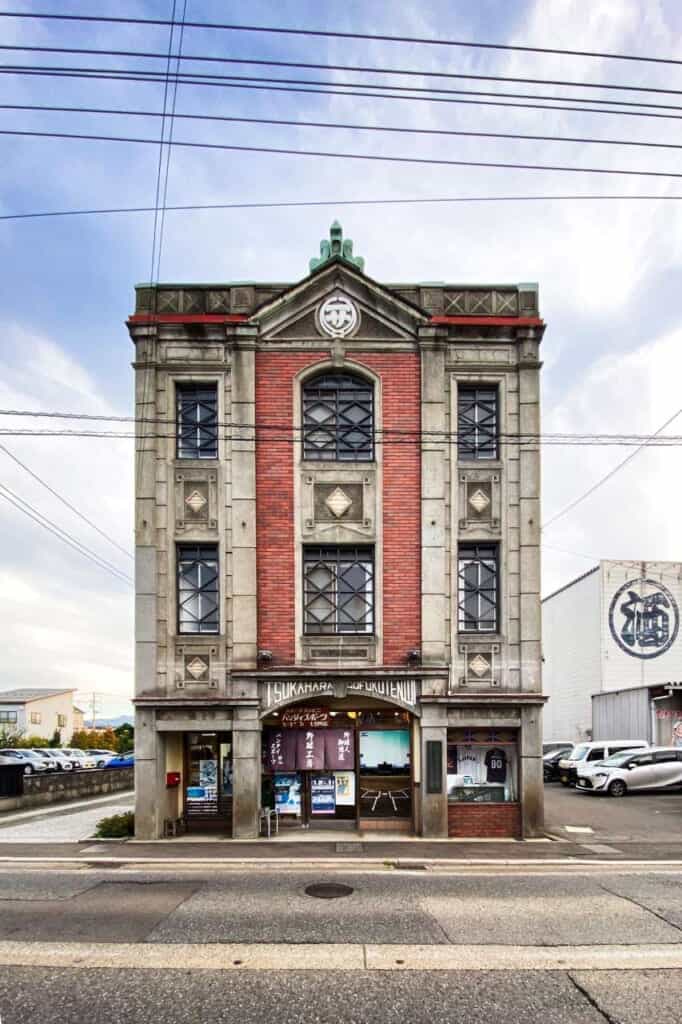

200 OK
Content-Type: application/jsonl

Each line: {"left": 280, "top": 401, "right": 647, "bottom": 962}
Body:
{"left": 447, "top": 802, "right": 521, "bottom": 838}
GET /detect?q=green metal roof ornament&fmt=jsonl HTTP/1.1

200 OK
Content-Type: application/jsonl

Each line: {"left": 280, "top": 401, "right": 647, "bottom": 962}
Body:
{"left": 309, "top": 220, "right": 365, "bottom": 274}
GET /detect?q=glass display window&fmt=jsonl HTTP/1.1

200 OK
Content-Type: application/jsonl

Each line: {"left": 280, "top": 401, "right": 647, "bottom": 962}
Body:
{"left": 359, "top": 725, "right": 412, "bottom": 820}
{"left": 447, "top": 727, "right": 518, "bottom": 803}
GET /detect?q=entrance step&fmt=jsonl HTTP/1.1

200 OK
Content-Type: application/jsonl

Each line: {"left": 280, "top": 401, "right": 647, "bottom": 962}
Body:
{"left": 335, "top": 842, "right": 364, "bottom": 853}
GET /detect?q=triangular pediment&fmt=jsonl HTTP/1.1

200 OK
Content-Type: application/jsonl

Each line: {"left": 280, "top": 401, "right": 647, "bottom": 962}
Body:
{"left": 250, "top": 258, "right": 427, "bottom": 344}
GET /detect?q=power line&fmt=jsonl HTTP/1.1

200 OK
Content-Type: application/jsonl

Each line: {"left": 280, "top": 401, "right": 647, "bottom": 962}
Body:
{"left": 2, "top": 193, "right": 681, "bottom": 224}
{"left": 0, "top": 484, "right": 133, "bottom": 586}
{"left": 5, "top": 128, "right": 682, "bottom": 181}
{"left": 2, "top": 43, "right": 682, "bottom": 100}
{"left": 0, "top": 427, "right": 681, "bottom": 449}
{"left": 0, "top": 442, "right": 133, "bottom": 560}
{"left": 3, "top": 64, "right": 680, "bottom": 113}
{"left": 5, "top": 66, "right": 682, "bottom": 123}
{"left": 542, "top": 406, "right": 682, "bottom": 530}
{"left": 155, "top": 0, "right": 187, "bottom": 283}
{"left": 6, "top": 103, "right": 682, "bottom": 154}
{"left": 1, "top": 12, "right": 680, "bottom": 67}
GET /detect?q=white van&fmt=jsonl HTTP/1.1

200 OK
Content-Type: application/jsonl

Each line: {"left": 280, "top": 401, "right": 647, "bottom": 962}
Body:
{"left": 558, "top": 740, "right": 648, "bottom": 786}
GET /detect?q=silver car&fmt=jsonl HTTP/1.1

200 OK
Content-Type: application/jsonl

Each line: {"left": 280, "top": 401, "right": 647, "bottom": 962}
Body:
{"left": 31, "top": 749, "right": 75, "bottom": 772}
{"left": 577, "top": 747, "right": 682, "bottom": 797}
{"left": 0, "top": 749, "right": 51, "bottom": 774}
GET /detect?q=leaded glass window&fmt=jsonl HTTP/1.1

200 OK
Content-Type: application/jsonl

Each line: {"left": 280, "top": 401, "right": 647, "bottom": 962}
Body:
{"left": 176, "top": 383, "right": 218, "bottom": 459}
{"left": 458, "top": 386, "right": 498, "bottom": 460}
{"left": 458, "top": 544, "right": 498, "bottom": 633}
{"left": 303, "top": 373, "right": 374, "bottom": 461}
{"left": 304, "top": 546, "right": 374, "bottom": 634}
{"left": 177, "top": 544, "right": 219, "bottom": 634}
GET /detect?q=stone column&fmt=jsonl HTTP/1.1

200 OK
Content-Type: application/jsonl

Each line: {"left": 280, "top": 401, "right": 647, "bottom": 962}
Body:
{"left": 230, "top": 327, "right": 259, "bottom": 670}
{"left": 232, "top": 706, "right": 261, "bottom": 837}
{"left": 520, "top": 703, "right": 544, "bottom": 836}
{"left": 419, "top": 330, "right": 447, "bottom": 666}
{"left": 134, "top": 707, "right": 167, "bottom": 839}
{"left": 419, "top": 704, "right": 448, "bottom": 837}
{"left": 517, "top": 328, "right": 543, "bottom": 834}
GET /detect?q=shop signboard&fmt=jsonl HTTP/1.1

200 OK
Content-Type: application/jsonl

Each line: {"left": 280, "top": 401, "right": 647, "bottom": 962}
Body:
{"left": 281, "top": 708, "right": 331, "bottom": 728}
{"left": 311, "top": 774, "right": 336, "bottom": 815}
{"left": 261, "top": 677, "right": 421, "bottom": 714}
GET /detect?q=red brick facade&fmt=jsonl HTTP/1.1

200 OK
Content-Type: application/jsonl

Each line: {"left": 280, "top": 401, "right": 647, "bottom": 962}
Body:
{"left": 255, "top": 351, "right": 421, "bottom": 665}
{"left": 447, "top": 803, "right": 522, "bottom": 839}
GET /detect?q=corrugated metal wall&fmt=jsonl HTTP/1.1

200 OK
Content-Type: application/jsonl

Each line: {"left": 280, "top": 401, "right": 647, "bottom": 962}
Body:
{"left": 592, "top": 687, "right": 651, "bottom": 742}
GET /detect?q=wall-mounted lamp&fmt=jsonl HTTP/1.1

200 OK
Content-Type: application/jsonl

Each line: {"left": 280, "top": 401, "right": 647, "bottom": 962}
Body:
{"left": 257, "top": 649, "right": 273, "bottom": 666}
{"left": 406, "top": 648, "right": 422, "bottom": 666}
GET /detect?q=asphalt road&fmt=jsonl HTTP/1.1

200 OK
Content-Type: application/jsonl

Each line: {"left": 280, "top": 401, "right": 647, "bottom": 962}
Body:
{"left": 543, "top": 780, "right": 682, "bottom": 843}
{"left": 0, "top": 863, "right": 680, "bottom": 1023}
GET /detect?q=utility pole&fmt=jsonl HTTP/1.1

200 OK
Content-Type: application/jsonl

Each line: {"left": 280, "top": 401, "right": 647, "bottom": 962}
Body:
{"left": 90, "top": 691, "right": 97, "bottom": 730}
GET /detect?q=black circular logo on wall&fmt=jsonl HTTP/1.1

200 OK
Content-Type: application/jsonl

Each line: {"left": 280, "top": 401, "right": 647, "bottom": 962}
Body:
{"left": 608, "top": 578, "right": 679, "bottom": 659}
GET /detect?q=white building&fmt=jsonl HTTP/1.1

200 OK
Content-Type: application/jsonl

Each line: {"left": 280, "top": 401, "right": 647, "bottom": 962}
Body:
{"left": 0, "top": 688, "right": 77, "bottom": 742}
{"left": 543, "top": 561, "right": 682, "bottom": 746}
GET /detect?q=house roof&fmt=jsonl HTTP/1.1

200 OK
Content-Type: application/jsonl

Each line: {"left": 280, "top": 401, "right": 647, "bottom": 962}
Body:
{"left": 0, "top": 688, "right": 76, "bottom": 705}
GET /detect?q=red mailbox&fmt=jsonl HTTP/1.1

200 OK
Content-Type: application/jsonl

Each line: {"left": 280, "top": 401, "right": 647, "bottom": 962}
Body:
{"left": 166, "top": 771, "right": 181, "bottom": 788}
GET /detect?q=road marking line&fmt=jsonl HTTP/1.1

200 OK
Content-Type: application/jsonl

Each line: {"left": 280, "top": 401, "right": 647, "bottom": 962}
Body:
{"left": 0, "top": 941, "right": 679, "bottom": 972}
{"left": 564, "top": 826, "right": 594, "bottom": 834}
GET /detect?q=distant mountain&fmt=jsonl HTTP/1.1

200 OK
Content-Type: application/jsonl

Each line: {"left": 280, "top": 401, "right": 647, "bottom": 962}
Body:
{"left": 83, "top": 715, "right": 134, "bottom": 729}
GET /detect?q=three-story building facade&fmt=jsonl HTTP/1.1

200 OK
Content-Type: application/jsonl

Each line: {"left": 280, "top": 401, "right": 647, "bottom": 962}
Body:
{"left": 129, "top": 223, "right": 545, "bottom": 840}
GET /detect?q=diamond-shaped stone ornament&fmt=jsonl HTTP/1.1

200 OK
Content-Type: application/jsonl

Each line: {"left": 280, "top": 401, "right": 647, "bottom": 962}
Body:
{"left": 186, "top": 657, "right": 208, "bottom": 679}
{"left": 469, "top": 654, "right": 491, "bottom": 678}
{"left": 185, "top": 489, "right": 208, "bottom": 514}
{"left": 468, "top": 488, "right": 491, "bottom": 514}
{"left": 325, "top": 487, "right": 353, "bottom": 519}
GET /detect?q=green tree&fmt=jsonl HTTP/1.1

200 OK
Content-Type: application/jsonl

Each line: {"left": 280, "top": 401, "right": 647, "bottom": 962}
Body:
{"left": 114, "top": 722, "right": 134, "bottom": 753}
{"left": 16, "top": 735, "right": 49, "bottom": 748}
{"left": 0, "top": 725, "right": 24, "bottom": 747}
{"left": 70, "top": 727, "right": 117, "bottom": 751}
{"left": 49, "top": 729, "right": 61, "bottom": 748}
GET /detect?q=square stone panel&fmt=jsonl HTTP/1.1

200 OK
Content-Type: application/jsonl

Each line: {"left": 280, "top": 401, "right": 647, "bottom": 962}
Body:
{"left": 183, "top": 481, "right": 209, "bottom": 521}
{"left": 314, "top": 482, "right": 363, "bottom": 522}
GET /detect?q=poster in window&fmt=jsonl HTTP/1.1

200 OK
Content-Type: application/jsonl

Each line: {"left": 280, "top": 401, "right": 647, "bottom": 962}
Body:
{"left": 199, "top": 759, "right": 217, "bottom": 787}
{"left": 274, "top": 773, "right": 302, "bottom": 815}
{"left": 334, "top": 770, "right": 356, "bottom": 806}
{"left": 311, "top": 773, "right": 336, "bottom": 814}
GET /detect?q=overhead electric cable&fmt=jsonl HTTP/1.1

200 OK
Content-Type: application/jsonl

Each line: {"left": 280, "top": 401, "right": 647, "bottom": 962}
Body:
{"left": 542, "top": 406, "right": 682, "bottom": 529}
{"left": 3, "top": 64, "right": 681, "bottom": 112}
{"left": 0, "top": 427, "right": 682, "bottom": 448}
{"left": 1, "top": 12, "right": 681, "bottom": 67}
{"left": 1, "top": 193, "right": 681, "bottom": 224}
{"left": 0, "top": 484, "right": 133, "bottom": 585}
{"left": 4, "top": 67, "right": 681, "bottom": 122}
{"left": 2, "top": 43, "right": 682, "bottom": 99}
{"left": 5, "top": 103, "right": 682, "bottom": 154}
{"left": 0, "top": 442, "right": 133, "bottom": 560}
{"left": 5, "top": 128, "right": 682, "bottom": 181}
{"left": 155, "top": 0, "right": 187, "bottom": 283}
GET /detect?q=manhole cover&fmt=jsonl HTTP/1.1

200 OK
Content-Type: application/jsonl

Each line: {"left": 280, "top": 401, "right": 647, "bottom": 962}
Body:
{"left": 305, "top": 883, "right": 354, "bottom": 899}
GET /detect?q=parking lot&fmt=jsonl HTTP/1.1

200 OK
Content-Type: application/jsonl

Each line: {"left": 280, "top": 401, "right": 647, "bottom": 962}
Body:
{"left": 544, "top": 778, "right": 682, "bottom": 844}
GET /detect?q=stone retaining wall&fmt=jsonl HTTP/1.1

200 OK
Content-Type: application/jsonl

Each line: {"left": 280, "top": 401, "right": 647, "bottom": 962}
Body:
{"left": 0, "top": 767, "right": 134, "bottom": 814}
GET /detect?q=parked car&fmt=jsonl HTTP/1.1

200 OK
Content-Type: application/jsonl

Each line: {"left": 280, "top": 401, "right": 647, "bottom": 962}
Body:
{"left": 85, "top": 749, "right": 117, "bottom": 768}
{"left": 543, "top": 746, "right": 573, "bottom": 782}
{"left": 59, "top": 748, "right": 97, "bottom": 770}
{"left": 106, "top": 753, "right": 134, "bottom": 769}
{"left": 558, "top": 740, "right": 649, "bottom": 786}
{"left": 31, "top": 748, "right": 74, "bottom": 772}
{"left": 577, "top": 747, "right": 682, "bottom": 797}
{"left": 0, "top": 748, "right": 52, "bottom": 774}
{"left": 543, "top": 741, "right": 576, "bottom": 754}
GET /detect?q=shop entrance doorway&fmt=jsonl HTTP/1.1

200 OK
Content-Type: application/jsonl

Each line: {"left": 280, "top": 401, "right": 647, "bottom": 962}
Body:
{"left": 183, "top": 731, "right": 233, "bottom": 833}
{"left": 262, "top": 704, "right": 414, "bottom": 832}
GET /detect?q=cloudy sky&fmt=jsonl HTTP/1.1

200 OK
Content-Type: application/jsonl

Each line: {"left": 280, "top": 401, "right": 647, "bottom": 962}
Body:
{"left": 1, "top": 0, "right": 681, "bottom": 715}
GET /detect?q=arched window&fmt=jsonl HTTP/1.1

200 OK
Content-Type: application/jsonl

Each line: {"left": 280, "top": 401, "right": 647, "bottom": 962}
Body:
{"left": 302, "top": 372, "right": 374, "bottom": 461}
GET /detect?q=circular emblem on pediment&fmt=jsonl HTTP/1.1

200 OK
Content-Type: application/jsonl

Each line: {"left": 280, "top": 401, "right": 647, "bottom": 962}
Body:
{"left": 318, "top": 294, "right": 359, "bottom": 338}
